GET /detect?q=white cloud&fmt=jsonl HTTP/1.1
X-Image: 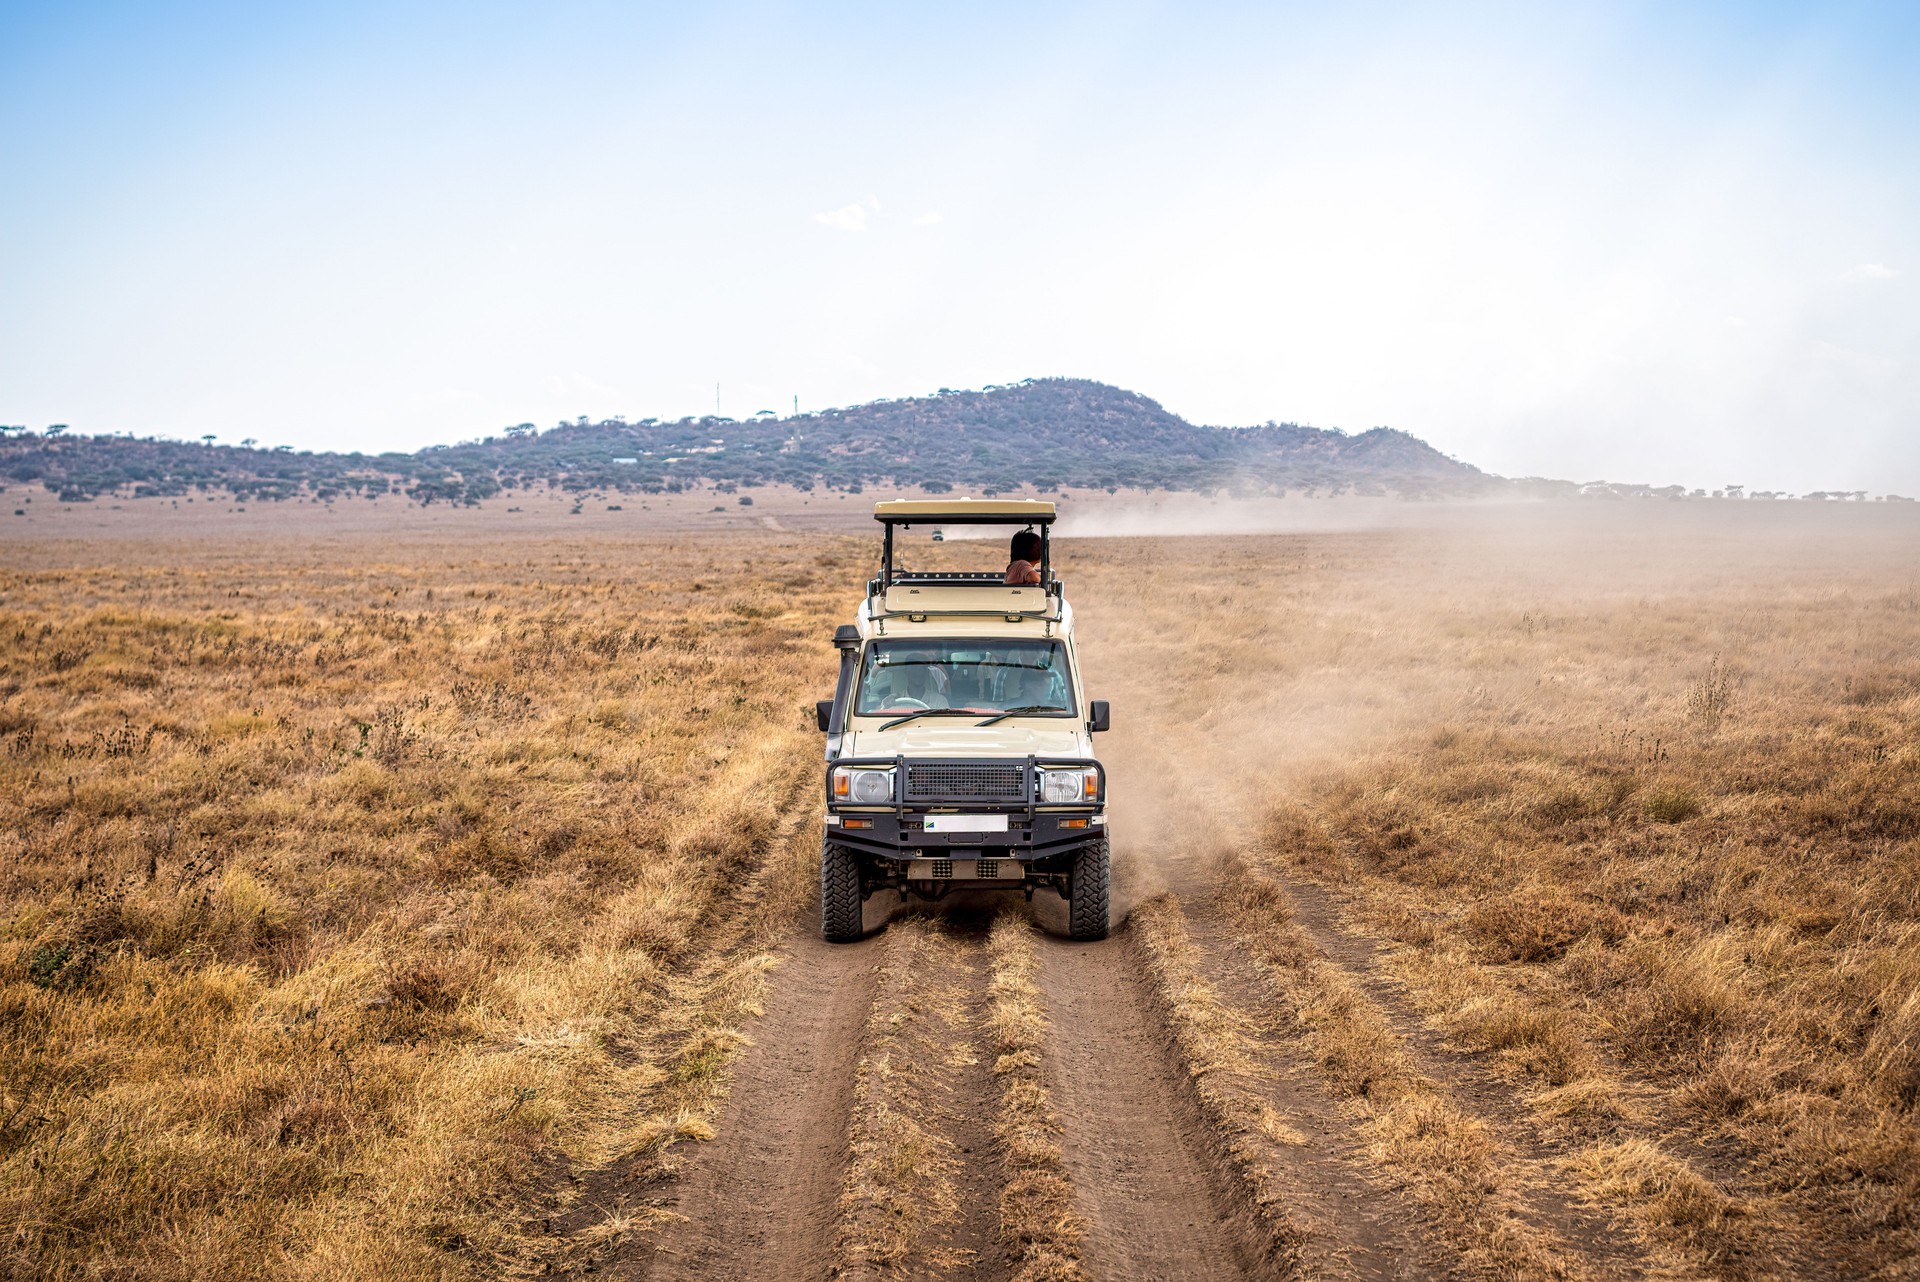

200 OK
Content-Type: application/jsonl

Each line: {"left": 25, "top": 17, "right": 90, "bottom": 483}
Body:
{"left": 912, "top": 212, "right": 944, "bottom": 225}
{"left": 1844, "top": 262, "right": 1899, "bottom": 281}
{"left": 815, "top": 199, "right": 878, "bottom": 232}
{"left": 1805, "top": 338, "right": 1897, "bottom": 375}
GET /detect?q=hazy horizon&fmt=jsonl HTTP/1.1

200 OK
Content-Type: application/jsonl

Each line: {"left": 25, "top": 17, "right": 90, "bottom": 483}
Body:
{"left": 3, "top": 2, "right": 1915, "bottom": 493}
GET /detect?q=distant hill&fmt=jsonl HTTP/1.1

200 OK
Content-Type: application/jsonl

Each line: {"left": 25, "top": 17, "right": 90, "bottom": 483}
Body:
{"left": 0, "top": 378, "right": 1493, "bottom": 505}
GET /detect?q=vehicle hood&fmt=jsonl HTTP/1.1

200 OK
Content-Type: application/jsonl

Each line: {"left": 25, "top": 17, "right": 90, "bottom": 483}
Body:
{"left": 843, "top": 718, "right": 1089, "bottom": 760}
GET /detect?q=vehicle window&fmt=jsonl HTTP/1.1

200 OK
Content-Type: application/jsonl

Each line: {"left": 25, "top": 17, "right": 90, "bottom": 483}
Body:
{"left": 854, "top": 639, "right": 1075, "bottom": 717}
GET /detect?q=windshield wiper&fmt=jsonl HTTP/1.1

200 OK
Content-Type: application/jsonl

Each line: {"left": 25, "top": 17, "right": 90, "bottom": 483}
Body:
{"left": 974, "top": 705, "right": 1062, "bottom": 727}
{"left": 877, "top": 709, "right": 965, "bottom": 731}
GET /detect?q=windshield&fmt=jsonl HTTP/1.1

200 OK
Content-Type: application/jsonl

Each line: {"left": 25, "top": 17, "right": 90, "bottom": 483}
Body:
{"left": 854, "top": 638, "right": 1076, "bottom": 718}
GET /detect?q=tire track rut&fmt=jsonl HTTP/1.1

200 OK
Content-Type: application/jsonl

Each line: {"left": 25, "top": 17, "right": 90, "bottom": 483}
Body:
{"left": 1268, "top": 867, "right": 1824, "bottom": 1282}
{"left": 1173, "top": 905, "right": 1451, "bottom": 1282}
{"left": 1271, "top": 877, "right": 1652, "bottom": 1279}
{"left": 1036, "top": 929, "right": 1262, "bottom": 1282}
{"left": 1219, "top": 862, "right": 1664, "bottom": 1282}
{"left": 629, "top": 932, "right": 881, "bottom": 1282}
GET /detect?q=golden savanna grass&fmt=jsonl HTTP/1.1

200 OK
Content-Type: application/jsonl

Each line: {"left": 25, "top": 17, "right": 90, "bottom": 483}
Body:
{"left": 1194, "top": 870, "right": 1587, "bottom": 1282}
{"left": 1049, "top": 502, "right": 1919, "bottom": 1277}
{"left": 1155, "top": 506, "right": 1920, "bottom": 1278}
{"left": 0, "top": 528, "right": 858, "bottom": 1280}
{"left": 984, "top": 916, "right": 1086, "bottom": 1282}
{"left": 3, "top": 497, "right": 1918, "bottom": 1279}
{"left": 834, "top": 917, "right": 988, "bottom": 1278}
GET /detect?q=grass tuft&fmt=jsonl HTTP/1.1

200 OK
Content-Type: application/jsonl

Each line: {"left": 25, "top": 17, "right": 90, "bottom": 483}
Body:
{"left": 986, "top": 916, "right": 1088, "bottom": 1282}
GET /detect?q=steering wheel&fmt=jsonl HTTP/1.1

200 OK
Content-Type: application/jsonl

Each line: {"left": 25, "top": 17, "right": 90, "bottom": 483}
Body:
{"left": 887, "top": 698, "right": 930, "bottom": 710}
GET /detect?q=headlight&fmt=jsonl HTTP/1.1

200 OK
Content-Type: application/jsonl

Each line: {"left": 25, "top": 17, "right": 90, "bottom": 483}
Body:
{"left": 1039, "top": 769, "right": 1097, "bottom": 803}
{"left": 833, "top": 767, "right": 895, "bottom": 804}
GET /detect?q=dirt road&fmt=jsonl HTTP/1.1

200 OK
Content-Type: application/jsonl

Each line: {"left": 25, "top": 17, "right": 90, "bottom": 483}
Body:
{"left": 627, "top": 932, "right": 880, "bottom": 1281}
{"left": 594, "top": 898, "right": 1436, "bottom": 1282}
{"left": 586, "top": 848, "right": 1833, "bottom": 1282}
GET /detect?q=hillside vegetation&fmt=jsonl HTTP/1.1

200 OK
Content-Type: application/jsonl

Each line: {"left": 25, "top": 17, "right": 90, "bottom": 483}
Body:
{"left": 0, "top": 378, "right": 1488, "bottom": 505}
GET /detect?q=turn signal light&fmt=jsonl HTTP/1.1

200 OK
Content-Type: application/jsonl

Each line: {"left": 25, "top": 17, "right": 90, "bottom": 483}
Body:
{"left": 843, "top": 818, "right": 873, "bottom": 829}
{"left": 1060, "top": 818, "right": 1089, "bottom": 829}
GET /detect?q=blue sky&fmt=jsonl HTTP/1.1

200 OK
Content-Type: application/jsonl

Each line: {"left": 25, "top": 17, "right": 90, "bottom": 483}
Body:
{"left": 3, "top": 1, "right": 1915, "bottom": 490}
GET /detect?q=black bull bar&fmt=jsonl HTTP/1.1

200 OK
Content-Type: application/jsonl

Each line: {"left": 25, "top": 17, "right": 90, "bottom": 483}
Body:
{"left": 824, "top": 755, "right": 1107, "bottom": 862}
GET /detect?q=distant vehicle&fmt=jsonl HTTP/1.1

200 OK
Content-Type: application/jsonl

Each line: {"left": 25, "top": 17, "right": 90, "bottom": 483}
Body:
{"left": 931, "top": 529, "right": 944, "bottom": 541}
{"left": 815, "top": 499, "right": 1111, "bottom": 942}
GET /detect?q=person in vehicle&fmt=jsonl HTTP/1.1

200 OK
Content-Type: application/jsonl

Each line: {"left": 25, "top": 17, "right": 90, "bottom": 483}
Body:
{"left": 869, "top": 663, "right": 946, "bottom": 711}
{"left": 1005, "top": 530, "right": 1043, "bottom": 585}
{"left": 1005, "top": 665, "right": 1062, "bottom": 710}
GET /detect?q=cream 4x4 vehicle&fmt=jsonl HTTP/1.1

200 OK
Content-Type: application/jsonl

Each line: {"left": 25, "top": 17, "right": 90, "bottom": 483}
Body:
{"left": 815, "top": 499, "right": 1111, "bottom": 942}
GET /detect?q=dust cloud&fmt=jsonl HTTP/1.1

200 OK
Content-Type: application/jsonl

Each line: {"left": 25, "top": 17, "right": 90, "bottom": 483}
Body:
{"left": 931, "top": 494, "right": 1435, "bottom": 542}
{"left": 1056, "top": 494, "right": 1432, "bottom": 539}
{"left": 1072, "top": 499, "right": 1920, "bottom": 918}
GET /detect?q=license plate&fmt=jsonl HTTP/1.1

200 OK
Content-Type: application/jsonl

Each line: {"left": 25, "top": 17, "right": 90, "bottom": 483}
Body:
{"left": 923, "top": 814, "right": 1009, "bottom": 833}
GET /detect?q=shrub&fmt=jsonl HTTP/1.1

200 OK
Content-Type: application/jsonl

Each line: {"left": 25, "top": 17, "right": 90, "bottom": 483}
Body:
{"left": 1643, "top": 788, "right": 1701, "bottom": 824}
{"left": 1461, "top": 893, "right": 1627, "bottom": 963}
{"left": 1686, "top": 658, "right": 1733, "bottom": 723}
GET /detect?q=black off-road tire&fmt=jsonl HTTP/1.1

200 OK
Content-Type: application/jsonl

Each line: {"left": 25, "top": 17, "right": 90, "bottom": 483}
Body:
{"left": 1068, "top": 839, "right": 1110, "bottom": 941}
{"left": 821, "top": 841, "right": 865, "bottom": 943}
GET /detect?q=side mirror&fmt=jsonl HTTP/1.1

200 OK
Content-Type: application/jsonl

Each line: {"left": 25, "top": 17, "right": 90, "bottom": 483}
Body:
{"left": 1088, "top": 700, "right": 1110, "bottom": 733}
{"left": 815, "top": 699, "right": 834, "bottom": 732}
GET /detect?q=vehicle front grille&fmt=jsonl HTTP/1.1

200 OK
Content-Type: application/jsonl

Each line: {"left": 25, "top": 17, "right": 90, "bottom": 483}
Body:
{"left": 906, "top": 762, "right": 1025, "bottom": 800}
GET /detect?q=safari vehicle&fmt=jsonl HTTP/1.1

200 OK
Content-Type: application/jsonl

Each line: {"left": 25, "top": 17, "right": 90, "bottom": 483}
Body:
{"left": 815, "top": 499, "right": 1112, "bottom": 942}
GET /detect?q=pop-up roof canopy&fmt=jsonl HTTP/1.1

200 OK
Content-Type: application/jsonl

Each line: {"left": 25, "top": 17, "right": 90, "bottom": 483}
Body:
{"left": 868, "top": 498, "right": 1059, "bottom": 606}
{"left": 873, "top": 498, "right": 1055, "bottom": 526}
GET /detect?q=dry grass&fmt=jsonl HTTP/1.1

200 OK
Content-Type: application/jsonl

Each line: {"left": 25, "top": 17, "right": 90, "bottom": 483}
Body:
{"left": 833, "top": 918, "right": 988, "bottom": 1279}
{"left": 1210, "top": 868, "right": 1589, "bottom": 1282}
{"left": 1053, "top": 502, "right": 1919, "bottom": 1277}
{"left": 1126, "top": 894, "right": 1315, "bottom": 1269}
{"left": 1201, "top": 507, "right": 1920, "bottom": 1277}
{"left": 1255, "top": 687, "right": 1920, "bottom": 1275}
{"left": 0, "top": 532, "right": 852, "bottom": 1280}
{"left": 5, "top": 498, "right": 1918, "bottom": 1280}
{"left": 984, "top": 917, "right": 1086, "bottom": 1282}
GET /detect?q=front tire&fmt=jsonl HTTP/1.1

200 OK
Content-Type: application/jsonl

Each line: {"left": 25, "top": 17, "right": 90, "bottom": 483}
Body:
{"left": 821, "top": 841, "right": 865, "bottom": 942}
{"left": 1068, "top": 839, "right": 1110, "bottom": 941}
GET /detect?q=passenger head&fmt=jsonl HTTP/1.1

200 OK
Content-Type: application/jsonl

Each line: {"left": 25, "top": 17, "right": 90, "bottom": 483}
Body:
{"left": 1010, "top": 530, "right": 1042, "bottom": 565}
{"left": 1014, "top": 666, "right": 1053, "bottom": 706}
